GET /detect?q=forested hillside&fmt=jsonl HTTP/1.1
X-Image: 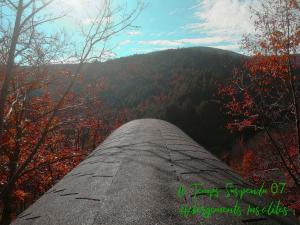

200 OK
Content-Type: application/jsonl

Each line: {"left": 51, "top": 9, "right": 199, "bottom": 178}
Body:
{"left": 55, "top": 47, "right": 246, "bottom": 155}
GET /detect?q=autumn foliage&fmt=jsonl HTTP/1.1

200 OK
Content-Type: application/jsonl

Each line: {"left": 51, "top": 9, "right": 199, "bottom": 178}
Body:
{"left": 228, "top": 131, "right": 300, "bottom": 217}
{"left": 0, "top": 66, "right": 126, "bottom": 221}
{"left": 218, "top": 0, "right": 300, "bottom": 217}
{"left": 0, "top": 0, "right": 144, "bottom": 223}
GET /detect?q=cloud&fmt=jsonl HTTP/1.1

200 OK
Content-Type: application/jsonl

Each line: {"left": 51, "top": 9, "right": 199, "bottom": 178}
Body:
{"left": 101, "top": 51, "right": 116, "bottom": 61}
{"left": 119, "top": 40, "right": 132, "bottom": 46}
{"left": 208, "top": 44, "right": 240, "bottom": 51}
{"left": 168, "top": 9, "right": 179, "bottom": 16}
{"left": 126, "top": 31, "right": 142, "bottom": 36}
{"left": 81, "top": 18, "right": 98, "bottom": 24}
{"left": 139, "top": 37, "right": 233, "bottom": 47}
{"left": 150, "top": 32, "right": 165, "bottom": 37}
{"left": 132, "top": 47, "right": 174, "bottom": 54}
{"left": 81, "top": 16, "right": 111, "bottom": 25}
{"left": 185, "top": 0, "right": 258, "bottom": 37}
{"left": 150, "top": 31, "right": 178, "bottom": 37}
{"left": 139, "top": 40, "right": 180, "bottom": 47}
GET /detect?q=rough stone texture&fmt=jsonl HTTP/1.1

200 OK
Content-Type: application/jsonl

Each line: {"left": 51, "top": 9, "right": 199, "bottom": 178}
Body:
{"left": 11, "top": 119, "right": 300, "bottom": 225}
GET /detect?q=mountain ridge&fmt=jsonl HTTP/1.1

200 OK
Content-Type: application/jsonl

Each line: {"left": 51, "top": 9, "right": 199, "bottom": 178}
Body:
{"left": 50, "top": 46, "right": 246, "bottom": 155}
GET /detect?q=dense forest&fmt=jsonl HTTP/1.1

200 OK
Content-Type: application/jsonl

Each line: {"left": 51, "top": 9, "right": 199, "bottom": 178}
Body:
{"left": 56, "top": 47, "right": 246, "bottom": 156}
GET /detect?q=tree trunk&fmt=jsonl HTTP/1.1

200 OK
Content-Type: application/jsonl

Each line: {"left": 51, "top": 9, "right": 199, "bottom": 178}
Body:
{"left": 1, "top": 187, "right": 13, "bottom": 225}
{"left": 285, "top": 0, "right": 300, "bottom": 155}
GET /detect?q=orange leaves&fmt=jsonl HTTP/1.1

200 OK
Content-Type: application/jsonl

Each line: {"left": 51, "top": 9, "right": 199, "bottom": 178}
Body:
{"left": 0, "top": 65, "right": 113, "bottom": 216}
{"left": 229, "top": 131, "right": 300, "bottom": 216}
{"left": 14, "top": 190, "right": 27, "bottom": 201}
{"left": 288, "top": 145, "right": 299, "bottom": 158}
{"left": 241, "top": 148, "right": 255, "bottom": 177}
{"left": 218, "top": 3, "right": 300, "bottom": 210}
{"left": 242, "top": 91, "right": 253, "bottom": 109}
{"left": 218, "top": 48, "right": 297, "bottom": 132}
{"left": 259, "top": 41, "right": 268, "bottom": 50}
